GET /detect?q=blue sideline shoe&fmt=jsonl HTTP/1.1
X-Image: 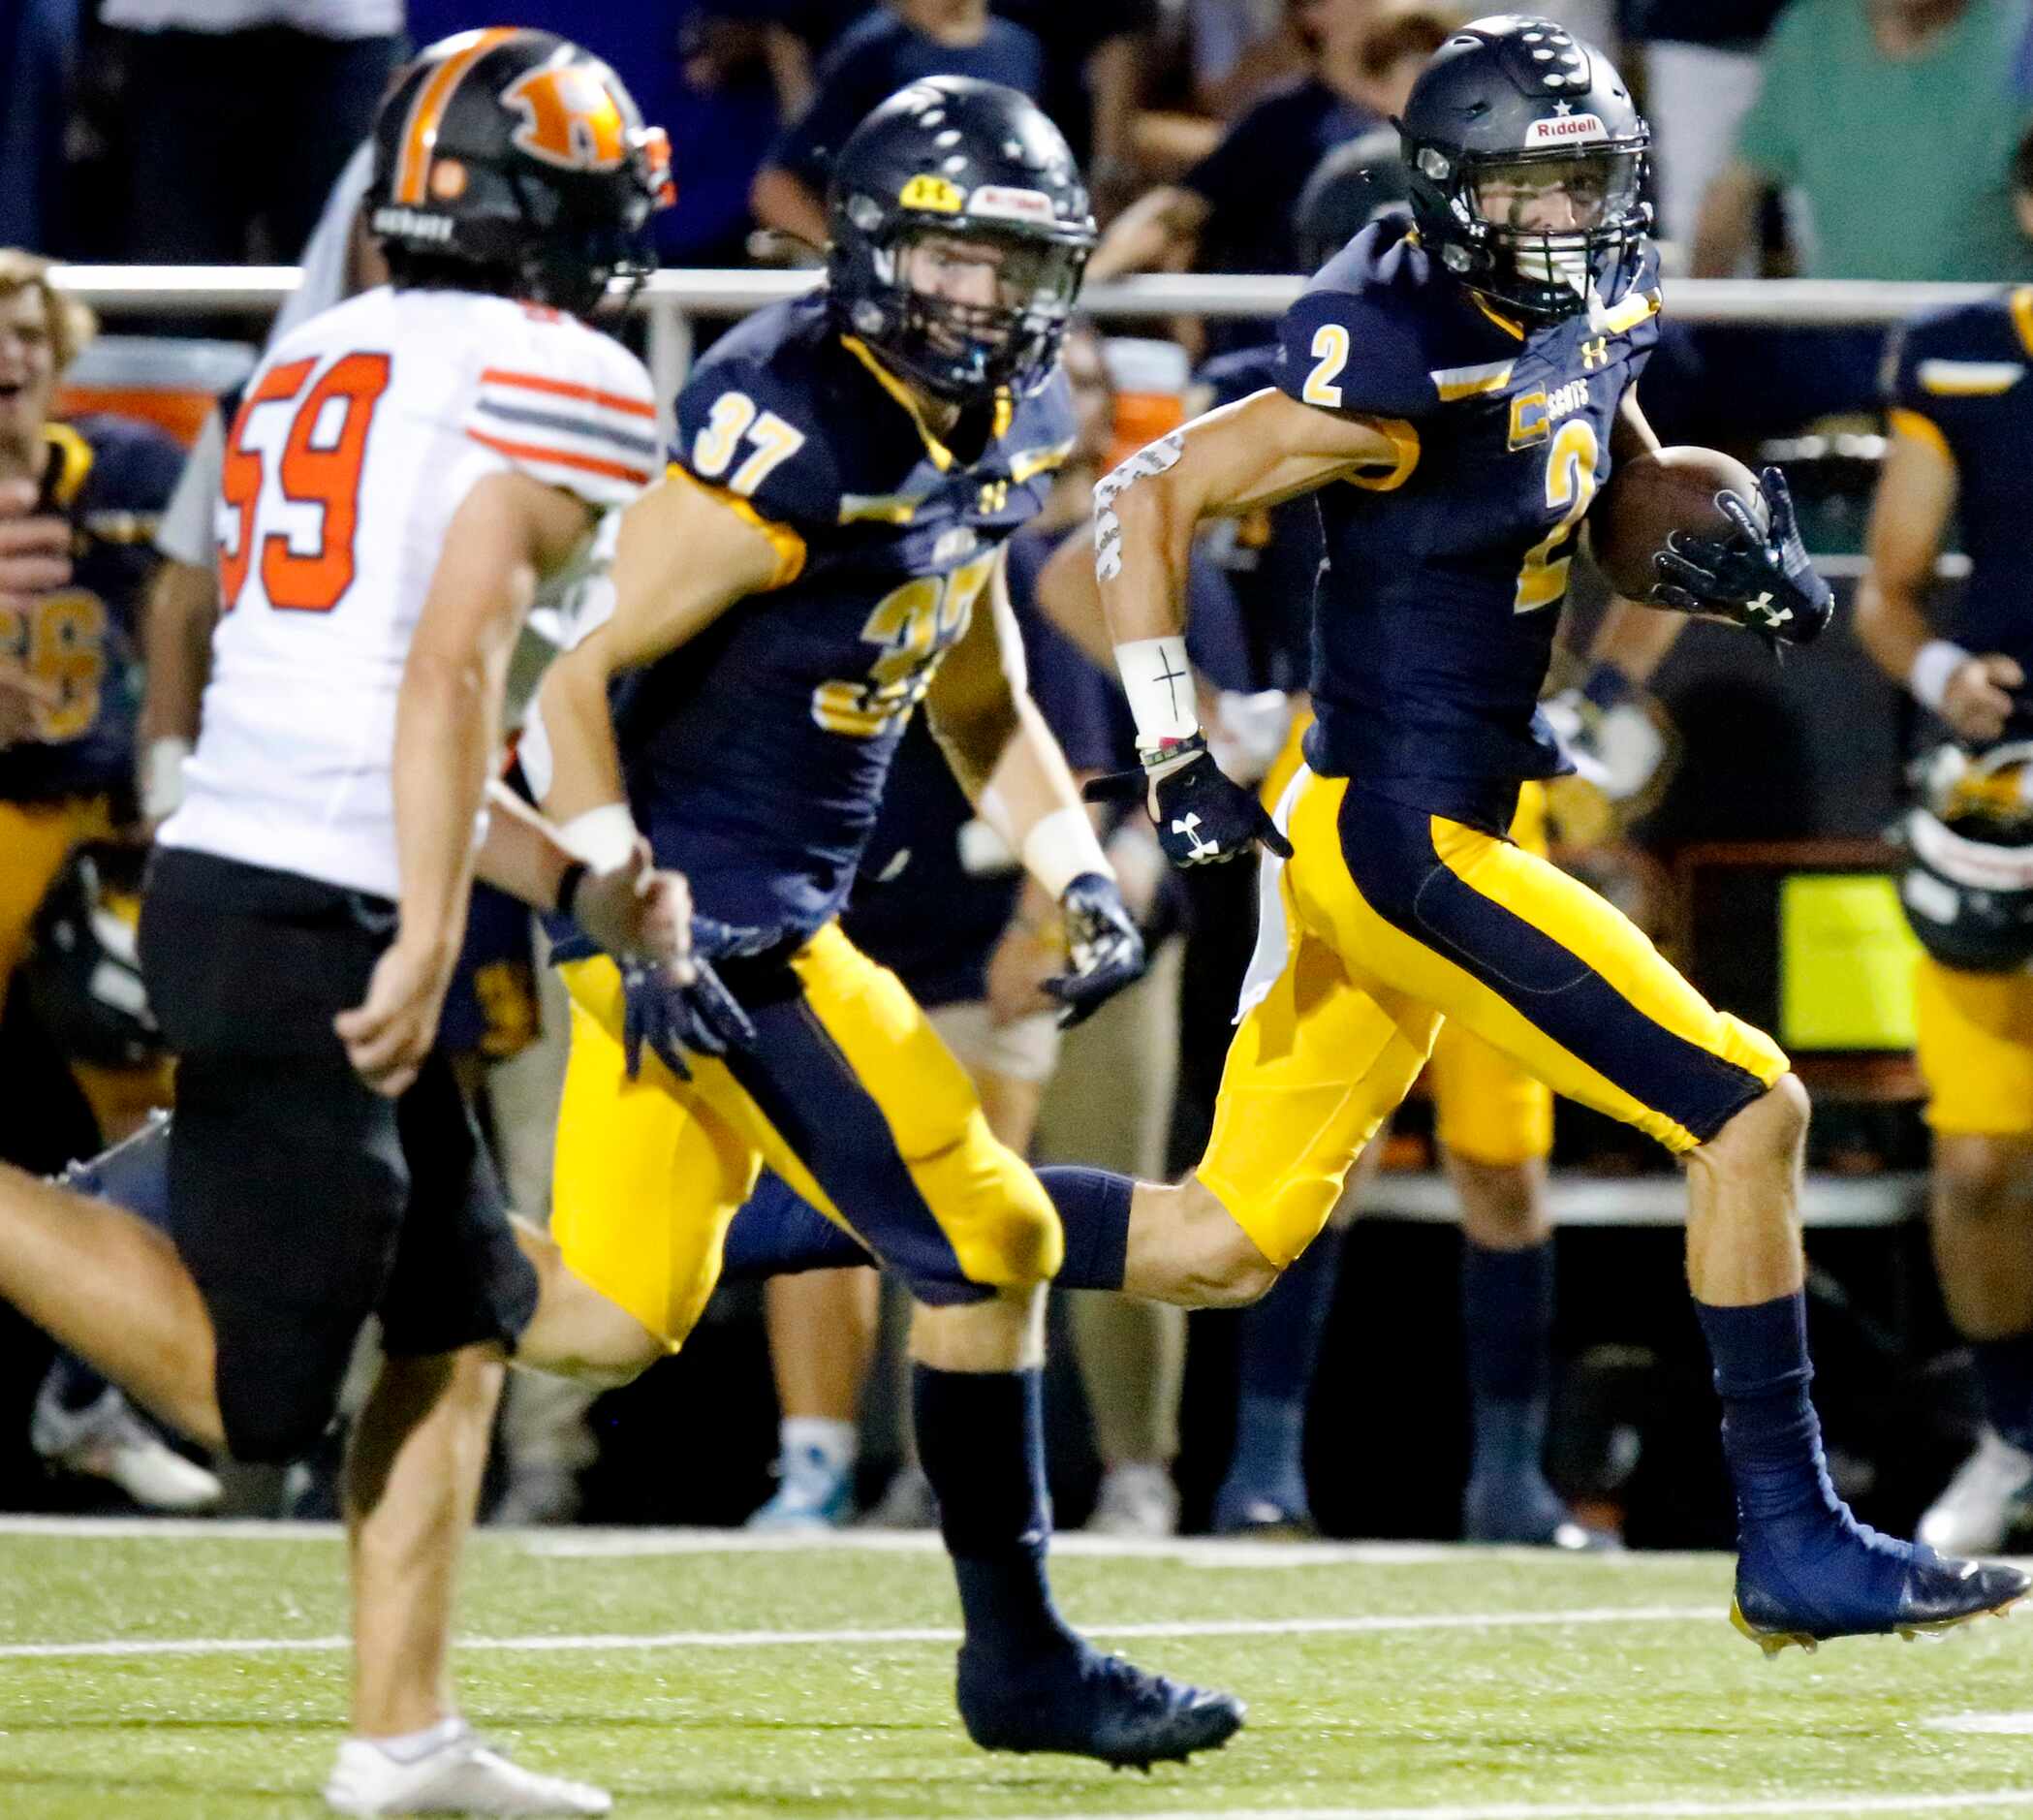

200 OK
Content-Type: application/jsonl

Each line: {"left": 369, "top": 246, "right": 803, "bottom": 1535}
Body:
{"left": 1730, "top": 1512, "right": 2028, "bottom": 1656}
{"left": 1212, "top": 1484, "right": 1318, "bottom": 1539}
{"left": 745, "top": 1442, "right": 853, "bottom": 1532}
{"left": 956, "top": 1641, "right": 1245, "bottom": 1769}
{"left": 1462, "top": 1473, "right": 1619, "bottom": 1553}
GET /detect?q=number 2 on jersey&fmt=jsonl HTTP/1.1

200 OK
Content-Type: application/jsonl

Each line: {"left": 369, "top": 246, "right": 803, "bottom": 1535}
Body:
{"left": 220, "top": 352, "right": 392, "bottom": 613}
{"left": 1515, "top": 419, "right": 1599, "bottom": 613}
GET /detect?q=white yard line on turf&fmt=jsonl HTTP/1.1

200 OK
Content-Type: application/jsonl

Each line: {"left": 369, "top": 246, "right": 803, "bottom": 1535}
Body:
{"left": 0, "top": 1518, "right": 1638, "bottom": 1566}
{"left": 0, "top": 1604, "right": 1724, "bottom": 1661}
{"left": 972, "top": 1793, "right": 2033, "bottom": 1820}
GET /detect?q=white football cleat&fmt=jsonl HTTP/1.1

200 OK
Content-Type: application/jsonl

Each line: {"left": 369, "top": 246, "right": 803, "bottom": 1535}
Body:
{"left": 31, "top": 1384, "right": 222, "bottom": 1513}
{"left": 1086, "top": 1461, "right": 1180, "bottom": 1539}
{"left": 324, "top": 1725, "right": 610, "bottom": 1816}
{"left": 1919, "top": 1428, "right": 2033, "bottom": 1555}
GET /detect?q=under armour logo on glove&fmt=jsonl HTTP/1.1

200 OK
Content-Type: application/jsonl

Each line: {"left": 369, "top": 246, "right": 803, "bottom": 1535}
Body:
{"left": 1649, "top": 466, "right": 1832, "bottom": 646}
{"left": 1084, "top": 734, "right": 1293, "bottom": 869}
{"left": 1170, "top": 811, "right": 1218, "bottom": 862}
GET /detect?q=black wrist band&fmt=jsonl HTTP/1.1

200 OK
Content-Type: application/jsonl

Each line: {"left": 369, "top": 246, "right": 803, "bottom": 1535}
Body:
{"left": 555, "top": 860, "right": 589, "bottom": 921}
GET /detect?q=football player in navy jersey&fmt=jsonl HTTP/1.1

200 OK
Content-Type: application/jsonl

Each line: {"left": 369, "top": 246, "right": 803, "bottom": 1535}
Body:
{"left": 0, "top": 252, "right": 184, "bottom": 1110}
{"left": 1065, "top": 15, "right": 2027, "bottom": 1650}
{"left": 1179, "top": 132, "right": 1650, "bottom": 1548}
{"left": 518, "top": 78, "right": 1242, "bottom": 1765}
{"left": 1857, "top": 131, "right": 2033, "bottom": 1555}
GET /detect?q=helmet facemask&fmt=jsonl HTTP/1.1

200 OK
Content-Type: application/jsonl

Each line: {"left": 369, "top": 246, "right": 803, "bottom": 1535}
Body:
{"left": 1420, "top": 138, "right": 1649, "bottom": 323}
{"left": 860, "top": 224, "right": 1089, "bottom": 404}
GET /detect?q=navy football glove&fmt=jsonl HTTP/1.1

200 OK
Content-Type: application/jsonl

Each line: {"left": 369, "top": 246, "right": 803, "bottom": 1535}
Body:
{"left": 618, "top": 914, "right": 765, "bottom": 1083}
{"left": 1085, "top": 734, "right": 1293, "bottom": 869}
{"left": 1649, "top": 466, "right": 1832, "bottom": 645}
{"left": 1045, "top": 872, "right": 1147, "bottom": 1029}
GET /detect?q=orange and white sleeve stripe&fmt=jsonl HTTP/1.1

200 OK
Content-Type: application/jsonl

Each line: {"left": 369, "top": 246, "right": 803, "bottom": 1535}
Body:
{"left": 463, "top": 365, "right": 660, "bottom": 505}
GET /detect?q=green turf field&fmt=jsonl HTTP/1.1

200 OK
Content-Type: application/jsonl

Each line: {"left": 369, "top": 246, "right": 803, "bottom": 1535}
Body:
{"left": 1, "top": 1521, "right": 2030, "bottom": 1818}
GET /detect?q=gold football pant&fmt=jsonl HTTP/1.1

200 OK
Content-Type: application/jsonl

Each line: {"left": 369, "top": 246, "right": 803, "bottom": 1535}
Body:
{"left": 1205, "top": 769, "right": 1787, "bottom": 1267}
{"left": 1915, "top": 955, "right": 2033, "bottom": 1137}
{"left": 551, "top": 924, "right": 1061, "bottom": 1348}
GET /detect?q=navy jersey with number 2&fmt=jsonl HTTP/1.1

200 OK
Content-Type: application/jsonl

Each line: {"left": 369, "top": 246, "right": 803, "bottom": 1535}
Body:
{"left": 1278, "top": 218, "right": 1661, "bottom": 824}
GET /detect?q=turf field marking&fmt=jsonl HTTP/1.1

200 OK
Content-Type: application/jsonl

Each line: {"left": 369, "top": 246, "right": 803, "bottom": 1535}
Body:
{"left": 982, "top": 1793, "right": 2033, "bottom": 1820}
{"left": 0, "top": 1604, "right": 1720, "bottom": 1660}
{"left": 517, "top": 1529, "right": 1462, "bottom": 1567}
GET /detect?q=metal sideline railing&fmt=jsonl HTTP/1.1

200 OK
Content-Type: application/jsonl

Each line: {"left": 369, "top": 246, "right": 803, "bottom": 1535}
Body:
{"left": 47, "top": 266, "right": 2004, "bottom": 447}
{"left": 53, "top": 263, "right": 1959, "bottom": 1226}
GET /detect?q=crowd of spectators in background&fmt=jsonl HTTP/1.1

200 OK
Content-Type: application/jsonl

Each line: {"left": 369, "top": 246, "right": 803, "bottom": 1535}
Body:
{"left": 9, "top": 1, "right": 2033, "bottom": 303}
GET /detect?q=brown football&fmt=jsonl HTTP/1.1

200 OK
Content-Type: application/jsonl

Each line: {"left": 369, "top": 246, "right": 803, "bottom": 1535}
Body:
{"left": 1587, "top": 446, "right": 1767, "bottom": 603}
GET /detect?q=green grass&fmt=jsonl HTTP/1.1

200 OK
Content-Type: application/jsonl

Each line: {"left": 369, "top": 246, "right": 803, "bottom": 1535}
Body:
{"left": 0, "top": 1524, "right": 2030, "bottom": 1817}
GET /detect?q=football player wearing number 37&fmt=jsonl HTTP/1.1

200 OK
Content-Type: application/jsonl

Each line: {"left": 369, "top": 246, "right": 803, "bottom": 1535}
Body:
{"left": 1079, "top": 16, "right": 2021, "bottom": 1657}
{"left": 518, "top": 75, "right": 1239, "bottom": 1769}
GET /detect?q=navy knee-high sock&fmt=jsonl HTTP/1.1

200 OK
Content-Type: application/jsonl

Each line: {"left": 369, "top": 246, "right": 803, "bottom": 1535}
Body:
{"left": 914, "top": 1364, "right": 1077, "bottom": 1662}
{"left": 1695, "top": 1292, "right": 1844, "bottom": 1541}
{"left": 1221, "top": 1226, "right": 1343, "bottom": 1507}
{"left": 1971, "top": 1330, "right": 2033, "bottom": 1455}
{"left": 1461, "top": 1238, "right": 1555, "bottom": 1485}
{"left": 1035, "top": 1166, "right": 1134, "bottom": 1292}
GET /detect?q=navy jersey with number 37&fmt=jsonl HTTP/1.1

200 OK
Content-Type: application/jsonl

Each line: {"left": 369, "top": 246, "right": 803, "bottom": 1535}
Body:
{"left": 612, "top": 294, "right": 1078, "bottom": 935}
{"left": 1277, "top": 219, "right": 1661, "bottom": 820}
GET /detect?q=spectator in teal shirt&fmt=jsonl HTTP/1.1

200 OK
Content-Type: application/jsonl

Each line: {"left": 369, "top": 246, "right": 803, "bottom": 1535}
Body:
{"left": 1694, "top": 0, "right": 2033, "bottom": 282}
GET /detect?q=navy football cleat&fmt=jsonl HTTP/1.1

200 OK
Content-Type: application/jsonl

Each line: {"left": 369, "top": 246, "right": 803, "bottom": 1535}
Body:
{"left": 1730, "top": 1515, "right": 2028, "bottom": 1656}
{"left": 956, "top": 1642, "right": 1244, "bottom": 1770}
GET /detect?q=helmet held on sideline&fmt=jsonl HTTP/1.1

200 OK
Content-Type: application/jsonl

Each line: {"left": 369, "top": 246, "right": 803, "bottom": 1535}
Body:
{"left": 1901, "top": 743, "right": 2033, "bottom": 973}
{"left": 22, "top": 842, "right": 165, "bottom": 1071}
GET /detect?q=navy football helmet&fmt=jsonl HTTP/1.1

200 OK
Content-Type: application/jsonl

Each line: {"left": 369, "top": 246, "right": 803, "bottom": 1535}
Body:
{"left": 366, "top": 28, "right": 673, "bottom": 319}
{"left": 1900, "top": 744, "right": 2033, "bottom": 973}
{"left": 1397, "top": 15, "right": 1651, "bottom": 322}
{"left": 1295, "top": 127, "right": 1413, "bottom": 272}
{"left": 827, "top": 77, "right": 1096, "bottom": 403}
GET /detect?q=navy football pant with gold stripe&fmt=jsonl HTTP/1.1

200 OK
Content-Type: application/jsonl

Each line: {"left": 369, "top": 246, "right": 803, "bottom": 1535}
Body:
{"left": 1204, "top": 769, "right": 1788, "bottom": 1268}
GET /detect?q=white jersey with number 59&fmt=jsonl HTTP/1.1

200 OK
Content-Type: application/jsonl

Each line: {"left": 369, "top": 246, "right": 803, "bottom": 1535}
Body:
{"left": 160, "top": 284, "right": 658, "bottom": 900}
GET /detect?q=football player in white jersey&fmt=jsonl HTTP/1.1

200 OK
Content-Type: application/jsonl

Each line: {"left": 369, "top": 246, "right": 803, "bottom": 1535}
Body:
{"left": 0, "top": 30, "right": 717, "bottom": 1816}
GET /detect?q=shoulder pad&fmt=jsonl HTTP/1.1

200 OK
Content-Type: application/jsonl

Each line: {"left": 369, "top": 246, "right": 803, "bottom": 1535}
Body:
{"left": 1195, "top": 343, "right": 1280, "bottom": 413}
{"left": 1888, "top": 293, "right": 2031, "bottom": 413}
{"left": 462, "top": 305, "right": 660, "bottom": 510}
{"left": 1277, "top": 282, "right": 1439, "bottom": 421}
{"left": 673, "top": 301, "right": 843, "bottom": 528}
{"left": 73, "top": 414, "right": 185, "bottom": 512}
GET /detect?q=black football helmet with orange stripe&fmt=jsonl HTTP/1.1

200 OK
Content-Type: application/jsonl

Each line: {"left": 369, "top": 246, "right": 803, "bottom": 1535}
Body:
{"left": 366, "top": 28, "right": 673, "bottom": 320}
